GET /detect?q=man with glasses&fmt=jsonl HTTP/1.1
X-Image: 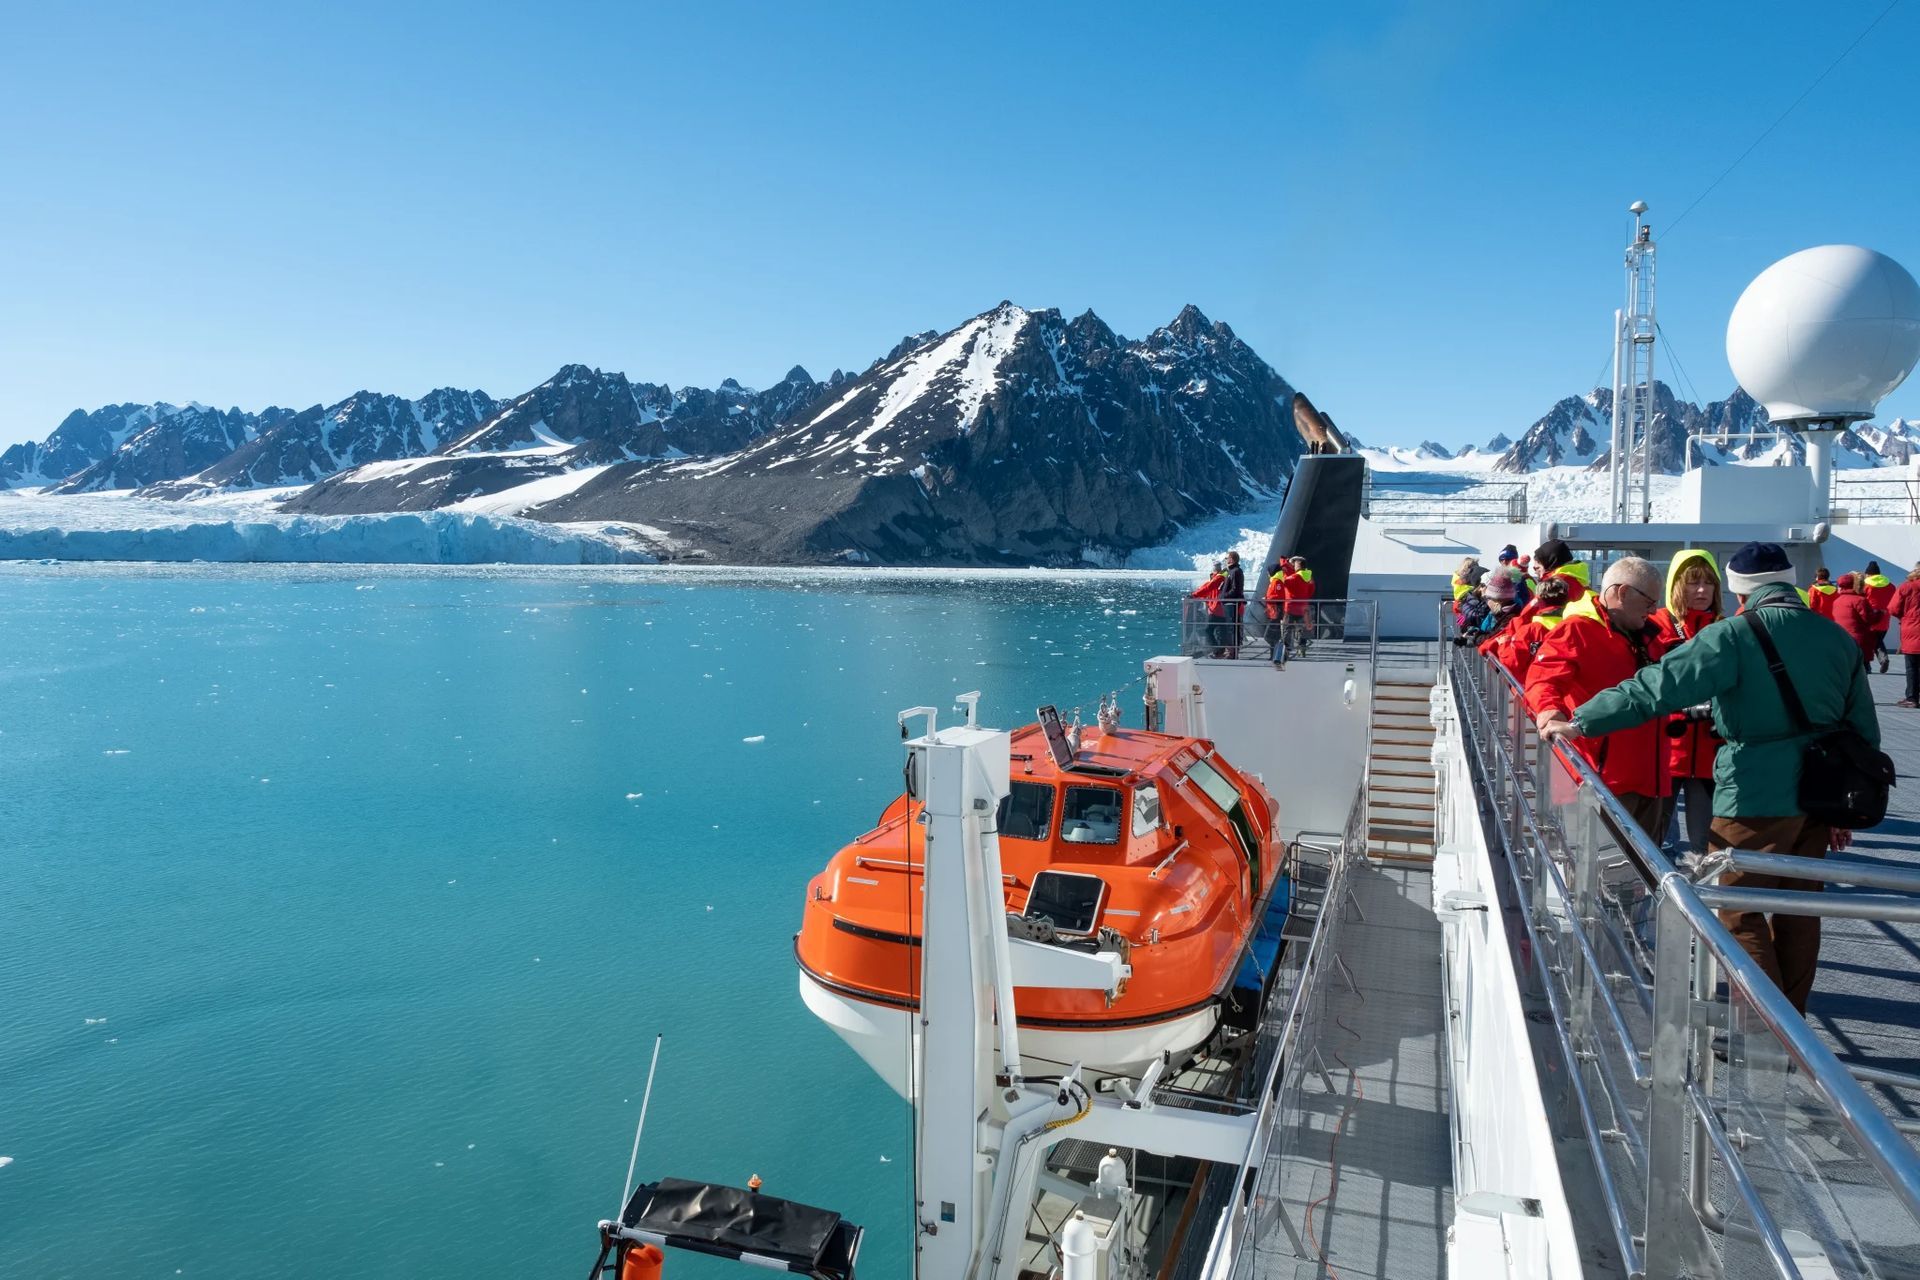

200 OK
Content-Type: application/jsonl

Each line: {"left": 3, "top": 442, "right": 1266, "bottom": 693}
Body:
{"left": 1527, "top": 556, "right": 1673, "bottom": 839}
{"left": 1541, "top": 542, "right": 1878, "bottom": 1014}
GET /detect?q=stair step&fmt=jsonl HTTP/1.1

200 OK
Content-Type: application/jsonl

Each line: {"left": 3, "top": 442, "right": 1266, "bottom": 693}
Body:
{"left": 1369, "top": 824, "right": 1436, "bottom": 845}
{"left": 1371, "top": 763, "right": 1435, "bottom": 779}
{"left": 1368, "top": 845, "right": 1438, "bottom": 864}
{"left": 1369, "top": 798, "right": 1436, "bottom": 814}
{"left": 1370, "top": 779, "right": 1433, "bottom": 795}
{"left": 1370, "top": 749, "right": 1432, "bottom": 765}
{"left": 1372, "top": 729, "right": 1435, "bottom": 744}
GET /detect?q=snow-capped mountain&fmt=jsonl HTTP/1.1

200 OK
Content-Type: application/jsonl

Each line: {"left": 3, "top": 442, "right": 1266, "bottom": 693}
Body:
{"left": 0, "top": 404, "right": 164, "bottom": 487}
{"left": 443, "top": 363, "right": 823, "bottom": 463}
{"left": 519, "top": 302, "right": 1301, "bottom": 563}
{"left": 284, "top": 301, "right": 1302, "bottom": 563}
{"left": 1491, "top": 383, "right": 1919, "bottom": 475}
{"left": 144, "top": 388, "right": 500, "bottom": 495}
{"left": 48, "top": 404, "right": 293, "bottom": 494}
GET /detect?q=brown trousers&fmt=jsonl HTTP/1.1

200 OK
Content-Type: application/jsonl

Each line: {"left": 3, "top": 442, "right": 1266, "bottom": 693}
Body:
{"left": 1616, "top": 791, "right": 1671, "bottom": 847}
{"left": 1708, "top": 814, "right": 1829, "bottom": 1014}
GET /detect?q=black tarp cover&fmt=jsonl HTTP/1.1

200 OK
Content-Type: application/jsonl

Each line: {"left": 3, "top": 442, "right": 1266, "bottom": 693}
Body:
{"left": 624, "top": 1178, "right": 841, "bottom": 1266}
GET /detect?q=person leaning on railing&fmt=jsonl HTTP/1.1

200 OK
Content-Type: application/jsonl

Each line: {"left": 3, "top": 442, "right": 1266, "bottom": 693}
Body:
{"left": 1541, "top": 542, "right": 1880, "bottom": 1015}
{"left": 1483, "top": 573, "right": 1572, "bottom": 681}
{"left": 1526, "top": 556, "right": 1674, "bottom": 840}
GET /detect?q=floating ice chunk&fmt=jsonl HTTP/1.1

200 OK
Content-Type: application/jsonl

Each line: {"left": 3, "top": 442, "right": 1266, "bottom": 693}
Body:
{"left": 878, "top": 1155, "right": 892, "bottom": 1163}
{"left": 742, "top": 734, "right": 766, "bottom": 743}
{"left": 84, "top": 1017, "right": 107, "bottom": 1025}
{"left": 625, "top": 792, "right": 644, "bottom": 800}
{"left": 103, "top": 749, "right": 129, "bottom": 755}
{"left": 0, "top": 1156, "right": 12, "bottom": 1169}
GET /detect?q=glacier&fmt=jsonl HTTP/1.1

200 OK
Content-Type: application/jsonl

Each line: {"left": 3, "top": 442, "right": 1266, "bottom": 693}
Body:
{"left": 0, "top": 490, "right": 657, "bottom": 565}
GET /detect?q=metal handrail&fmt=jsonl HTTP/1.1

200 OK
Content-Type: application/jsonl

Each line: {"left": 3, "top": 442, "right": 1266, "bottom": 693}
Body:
{"left": 1201, "top": 783, "right": 1362, "bottom": 1275}
{"left": 1442, "top": 624, "right": 1920, "bottom": 1278}
{"left": 1177, "top": 597, "right": 1373, "bottom": 665}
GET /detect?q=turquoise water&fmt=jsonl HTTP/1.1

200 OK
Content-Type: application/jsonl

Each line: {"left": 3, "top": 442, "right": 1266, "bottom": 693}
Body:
{"left": 0, "top": 565, "right": 1185, "bottom": 1279}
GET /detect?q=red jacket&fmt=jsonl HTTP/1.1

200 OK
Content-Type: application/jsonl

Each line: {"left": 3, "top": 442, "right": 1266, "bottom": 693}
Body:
{"left": 1484, "top": 597, "right": 1565, "bottom": 681}
{"left": 1262, "top": 573, "right": 1284, "bottom": 621}
{"left": 1809, "top": 582, "right": 1838, "bottom": 618}
{"left": 1649, "top": 606, "right": 1722, "bottom": 779}
{"left": 1890, "top": 577, "right": 1920, "bottom": 654}
{"left": 1829, "top": 589, "right": 1884, "bottom": 657}
{"left": 1189, "top": 573, "right": 1225, "bottom": 618}
{"left": 1279, "top": 568, "right": 1315, "bottom": 617}
{"left": 1865, "top": 575, "right": 1896, "bottom": 618}
{"left": 1526, "top": 603, "right": 1671, "bottom": 798}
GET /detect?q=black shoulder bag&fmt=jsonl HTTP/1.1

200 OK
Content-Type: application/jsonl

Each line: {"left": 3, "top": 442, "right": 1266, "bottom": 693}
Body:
{"left": 1747, "top": 609, "right": 1896, "bottom": 828}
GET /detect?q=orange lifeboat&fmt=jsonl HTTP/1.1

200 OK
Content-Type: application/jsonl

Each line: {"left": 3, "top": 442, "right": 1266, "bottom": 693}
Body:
{"left": 795, "top": 722, "right": 1283, "bottom": 1094}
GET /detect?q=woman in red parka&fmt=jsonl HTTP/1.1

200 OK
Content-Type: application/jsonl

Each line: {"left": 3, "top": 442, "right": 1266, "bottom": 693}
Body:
{"left": 1830, "top": 573, "right": 1885, "bottom": 669}
{"left": 1648, "top": 549, "right": 1724, "bottom": 855}
{"left": 1888, "top": 563, "right": 1920, "bottom": 707}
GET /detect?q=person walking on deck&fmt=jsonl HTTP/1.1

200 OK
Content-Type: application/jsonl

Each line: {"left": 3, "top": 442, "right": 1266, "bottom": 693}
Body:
{"left": 1542, "top": 542, "right": 1879, "bottom": 1015}
{"left": 1830, "top": 573, "right": 1884, "bottom": 670}
{"left": 1809, "top": 567, "right": 1838, "bottom": 619}
{"left": 1526, "top": 557, "right": 1672, "bottom": 840}
{"left": 1649, "top": 549, "right": 1725, "bottom": 857}
{"left": 1863, "top": 561, "right": 1896, "bottom": 673}
{"left": 1889, "top": 563, "right": 1920, "bottom": 707}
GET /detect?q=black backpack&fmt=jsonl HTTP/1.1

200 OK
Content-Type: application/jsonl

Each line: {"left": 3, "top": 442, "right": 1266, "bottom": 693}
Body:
{"left": 1748, "top": 610, "right": 1897, "bottom": 829}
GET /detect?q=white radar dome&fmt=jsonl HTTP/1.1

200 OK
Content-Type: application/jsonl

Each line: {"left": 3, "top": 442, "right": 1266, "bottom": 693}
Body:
{"left": 1726, "top": 245, "right": 1920, "bottom": 424}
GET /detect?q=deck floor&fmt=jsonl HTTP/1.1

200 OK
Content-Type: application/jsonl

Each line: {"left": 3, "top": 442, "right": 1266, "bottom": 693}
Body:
{"left": 1252, "top": 861, "right": 1450, "bottom": 1280}
{"left": 1811, "top": 664, "right": 1920, "bottom": 1132}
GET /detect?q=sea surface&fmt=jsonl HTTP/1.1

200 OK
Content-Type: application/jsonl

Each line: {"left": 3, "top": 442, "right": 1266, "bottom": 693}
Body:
{"left": 0, "top": 564, "right": 1189, "bottom": 1279}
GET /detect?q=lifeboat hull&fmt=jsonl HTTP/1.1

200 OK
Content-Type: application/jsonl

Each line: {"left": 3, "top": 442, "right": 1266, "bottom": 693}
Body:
{"left": 798, "top": 967, "right": 1218, "bottom": 1098}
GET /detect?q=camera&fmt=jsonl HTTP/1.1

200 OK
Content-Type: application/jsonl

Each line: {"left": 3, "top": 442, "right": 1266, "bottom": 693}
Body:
{"left": 1664, "top": 704, "right": 1714, "bottom": 738}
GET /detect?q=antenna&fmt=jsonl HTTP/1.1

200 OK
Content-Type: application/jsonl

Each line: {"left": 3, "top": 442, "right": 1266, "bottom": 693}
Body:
{"left": 1610, "top": 202, "right": 1658, "bottom": 523}
{"left": 619, "top": 1034, "right": 665, "bottom": 1219}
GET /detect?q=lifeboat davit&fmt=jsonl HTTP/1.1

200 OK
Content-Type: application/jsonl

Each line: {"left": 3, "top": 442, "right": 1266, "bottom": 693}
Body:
{"left": 795, "top": 721, "right": 1284, "bottom": 1095}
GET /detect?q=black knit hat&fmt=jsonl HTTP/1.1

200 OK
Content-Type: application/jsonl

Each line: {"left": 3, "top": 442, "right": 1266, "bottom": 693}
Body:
{"left": 1726, "top": 542, "right": 1796, "bottom": 595}
{"left": 1533, "top": 539, "right": 1572, "bottom": 572}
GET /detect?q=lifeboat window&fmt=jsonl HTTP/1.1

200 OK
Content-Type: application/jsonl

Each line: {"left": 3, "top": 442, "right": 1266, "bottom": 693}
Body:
{"left": 1060, "top": 786, "right": 1122, "bottom": 845}
{"left": 1131, "top": 784, "right": 1162, "bottom": 837}
{"left": 1023, "top": 870, "right": 1107, "bottom": 937}
{"left": 999, "top": 781, "right": 1054, "bottom": 841}
{"left": 1184, "top": 757, "right": 1262, "bottom": 886}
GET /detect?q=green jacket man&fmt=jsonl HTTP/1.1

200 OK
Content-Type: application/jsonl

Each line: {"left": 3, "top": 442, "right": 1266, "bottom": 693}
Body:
{"left": 1568, "top": 580, "right": 1878, "bottom": 818}
{"left": 1541, "top": 542, "right": 1879, "bottom": 1015}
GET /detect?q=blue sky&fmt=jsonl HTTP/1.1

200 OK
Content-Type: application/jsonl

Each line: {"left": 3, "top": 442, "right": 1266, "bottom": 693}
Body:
{"left": 2, "top": 0, "right": 1914, "bottom": 449}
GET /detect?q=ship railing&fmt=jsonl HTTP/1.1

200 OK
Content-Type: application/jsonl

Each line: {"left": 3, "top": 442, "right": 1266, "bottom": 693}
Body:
{"left": 1173, "top": 771, "right": 1367, "bottom": 1278}
{"left": 1178, "top": 598, "right": 1371, "bottom": 665}
{"left": 1445, "top": 634, "right": 1920, "bottom": 1280}
{"left": 1829, "top": 474, "right": 1920, "bottom": 524}
{"left": 1361, "top": 473, "right": 1528, "bottom": 523}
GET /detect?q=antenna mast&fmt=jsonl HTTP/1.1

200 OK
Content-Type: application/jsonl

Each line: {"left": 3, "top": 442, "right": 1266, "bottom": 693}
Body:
{"left": 1610, "top": 202, "right": 1658, "bottom": 522}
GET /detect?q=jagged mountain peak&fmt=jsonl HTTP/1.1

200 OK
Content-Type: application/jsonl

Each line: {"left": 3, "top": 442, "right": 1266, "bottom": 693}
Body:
{"left": 781, "top": 365, "right": 815, "bottom": 386}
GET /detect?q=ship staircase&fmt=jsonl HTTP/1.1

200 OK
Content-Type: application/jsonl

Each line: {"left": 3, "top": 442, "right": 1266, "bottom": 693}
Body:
{"left": 1367, "top": 659, "right": 1438, "bottom": 862}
